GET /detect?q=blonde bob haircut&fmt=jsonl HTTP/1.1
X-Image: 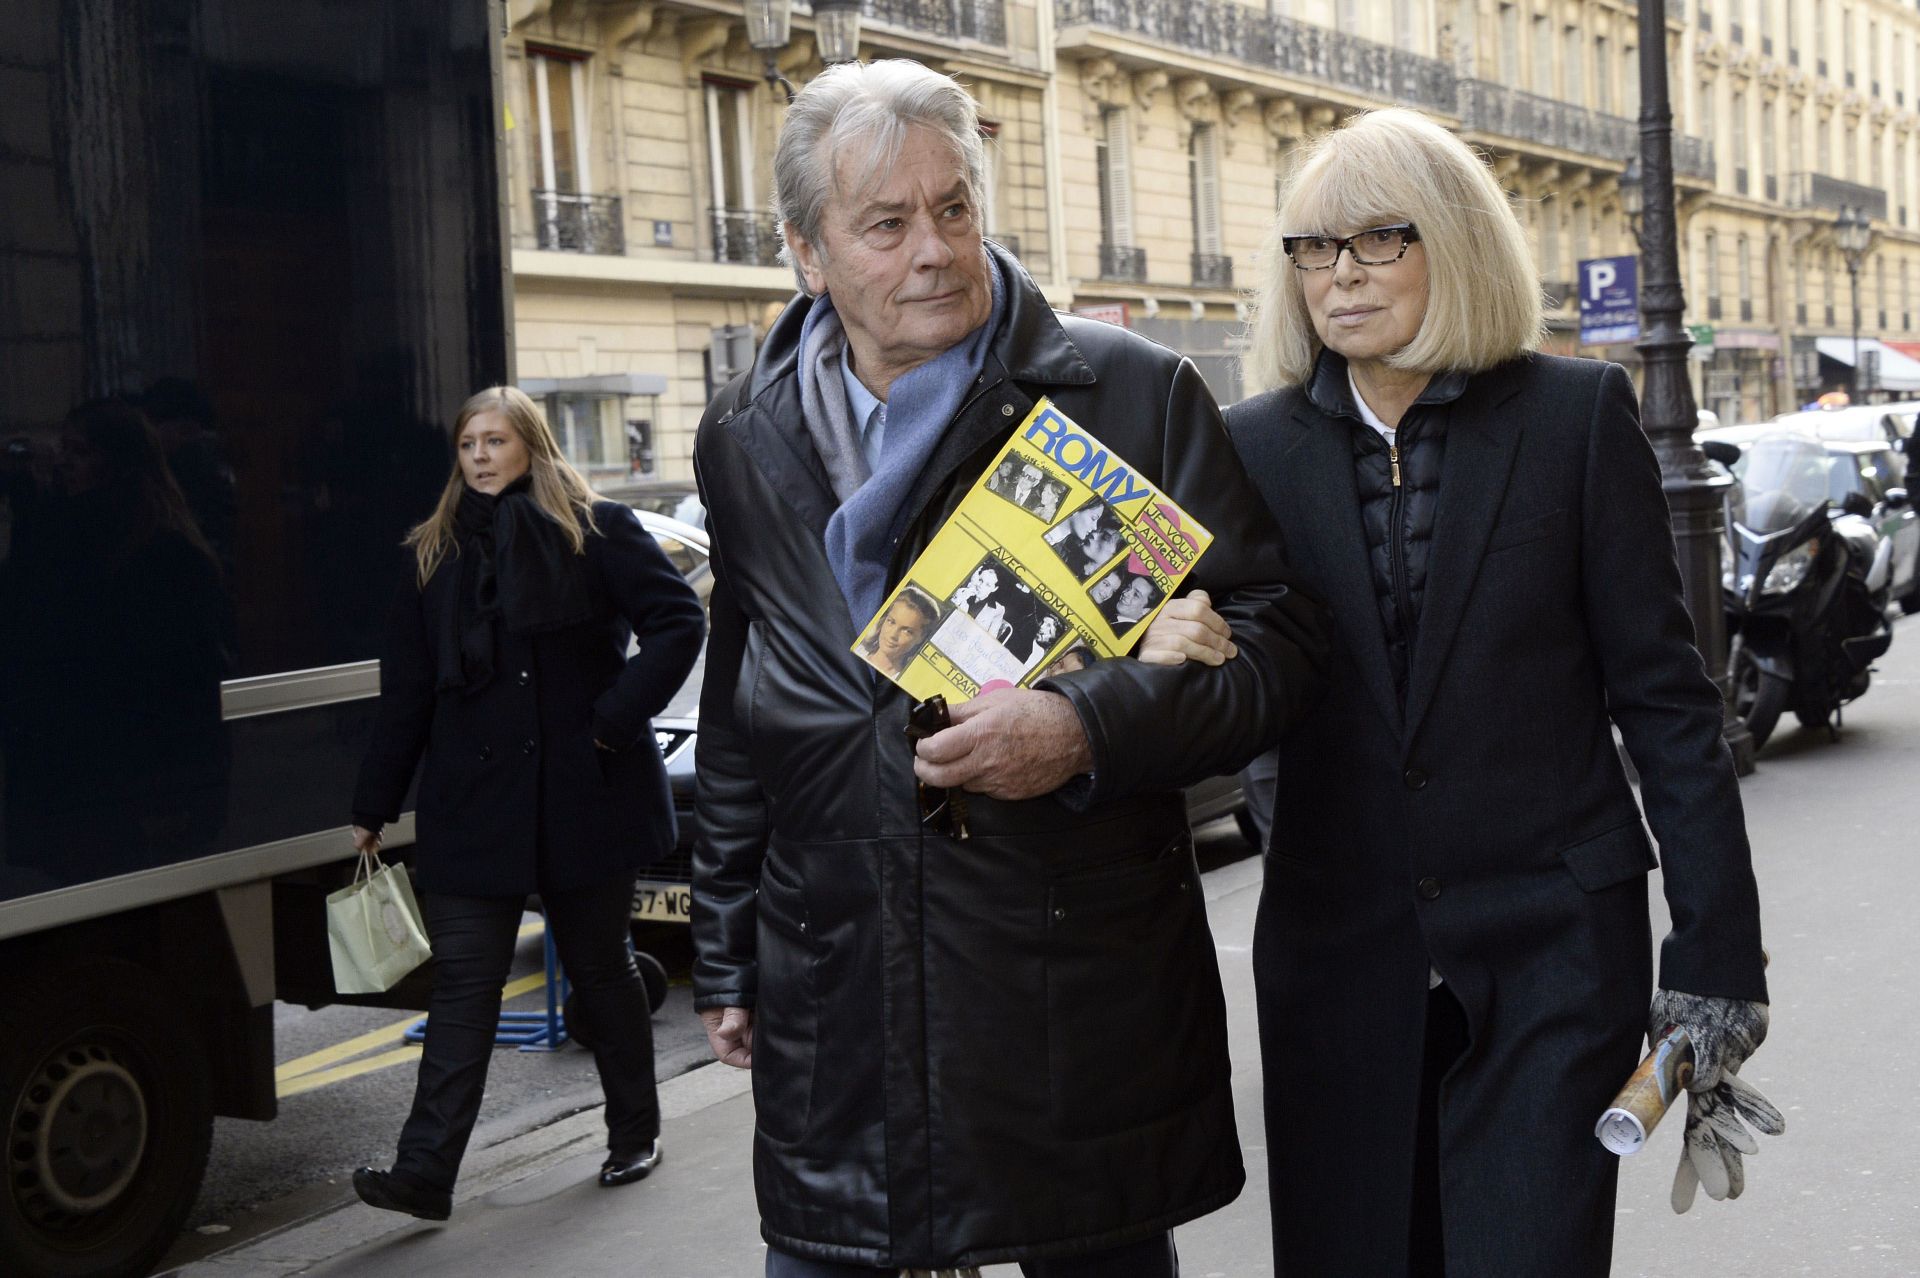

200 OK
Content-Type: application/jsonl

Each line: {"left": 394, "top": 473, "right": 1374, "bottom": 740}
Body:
{"left": 1248, "top": 107, "right": 1543, "bottom": 391}
{"left": 404, "top": 385, "right": 600, "bottom": 586}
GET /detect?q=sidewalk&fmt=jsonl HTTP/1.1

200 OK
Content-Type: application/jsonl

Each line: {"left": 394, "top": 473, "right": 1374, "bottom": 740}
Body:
{"left": 177, "top": 613, "right": 1920, "bottom": 1276}
{"left": 176, "top": 856, "right": 1276, "bottom": 1278}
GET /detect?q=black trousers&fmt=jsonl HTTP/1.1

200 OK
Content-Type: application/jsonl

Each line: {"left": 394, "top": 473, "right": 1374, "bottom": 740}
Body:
{"left": 1409, "top": 982, "right": 1471, "bottom": 1277}
{"left": 394, "top": 874, "right": 658, "bottom": 1191}
{"left": 765, "top": 1233, "right": 1178, "bottom": 1277}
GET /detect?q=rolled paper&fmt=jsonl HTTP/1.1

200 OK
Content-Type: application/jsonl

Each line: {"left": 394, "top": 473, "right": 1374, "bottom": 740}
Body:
{"left": 1595, "top": 1026, "right": 1696, "bottom": 1156}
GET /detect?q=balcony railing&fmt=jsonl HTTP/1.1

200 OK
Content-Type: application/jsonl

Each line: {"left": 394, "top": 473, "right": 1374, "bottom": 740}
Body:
{"left": 798, "top": 0, "right": 1006, "bottom": 44}
{"left": 1457, "top": 82, "right": 1715, "bottom": 182}
{"left": 533, "top": 191, "right": 624, "bottom": 255}
{"left": 1058, "top": 0, "right": 1457, "bottom": 115}
{"left": 1673, "top": 136, "right": 1716, "bottom": 182}
{"left": 712, "top": 208, "right": 782, "bottom": 266}
{"left": 1785, "top": 172, "right": 1890, "bottom": 222}
{"left": 1100, "top": 242, "right": 1147, "bottom": 281}
{"left": 1191, "top": 252, "right": 1233, "bottom": 287}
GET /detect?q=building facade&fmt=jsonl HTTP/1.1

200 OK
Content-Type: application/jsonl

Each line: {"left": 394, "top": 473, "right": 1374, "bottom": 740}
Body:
{"left": 501, "top": 0, "right": 1920, "bottom": 486}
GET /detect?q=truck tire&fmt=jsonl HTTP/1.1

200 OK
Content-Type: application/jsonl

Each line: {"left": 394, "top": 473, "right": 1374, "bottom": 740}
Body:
{"left": 0, "top": 960, "right": 213, "bottom": 1278}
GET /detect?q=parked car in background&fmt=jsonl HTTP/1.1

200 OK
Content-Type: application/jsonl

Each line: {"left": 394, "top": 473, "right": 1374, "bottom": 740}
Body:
{"left": 626, "top": 507, "right": 1254, "bottom": 940}
{"left": 1769, "top": 406, "right": 1914, "bottom": 485}
{"left": 607, "top": 478, "right": 705, "bottom": 530}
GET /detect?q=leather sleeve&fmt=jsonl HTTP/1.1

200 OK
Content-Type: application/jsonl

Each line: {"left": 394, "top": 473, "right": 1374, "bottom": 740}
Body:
{"left": 588, "top": 503, "right": 707, "bottom": 750}
{"left": 1038, "top": 357, "right": 1332, "bottom": 806}
{"left": 689, "top": 441, "right": 767, "bottom": 1011}
{"left": 1579, "top": 363, "right": 1768, "bottom": 1003}
{"left": 350, "top": 573, "right": 436, "bottom": 829}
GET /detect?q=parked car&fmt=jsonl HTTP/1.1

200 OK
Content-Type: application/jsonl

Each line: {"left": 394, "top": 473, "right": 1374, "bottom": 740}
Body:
{"left": 626, "top": 508, "right": 1254, "bottom": 936}
{"left": 1769, "top": 406, "right": 1914, "bottom": 484}
{"left": 1822, "top": 440, "right": 1920, "bottom": 611}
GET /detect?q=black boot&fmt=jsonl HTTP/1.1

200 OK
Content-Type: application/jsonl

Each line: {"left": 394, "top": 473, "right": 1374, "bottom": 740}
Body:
{"left": 598, "top": 1139, "right": 662, "bottom": 1188}
{"left": 352, "top": 1166, "right": 452, "bottom": 1221}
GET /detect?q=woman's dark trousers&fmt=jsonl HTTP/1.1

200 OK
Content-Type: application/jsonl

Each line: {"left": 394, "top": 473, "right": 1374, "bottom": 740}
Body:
{"left": 394, "top": 874, "right": 658, "bottom": 1191}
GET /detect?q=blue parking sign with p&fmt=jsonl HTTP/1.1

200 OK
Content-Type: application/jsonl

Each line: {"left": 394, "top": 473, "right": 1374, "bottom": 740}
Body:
{"left": 1578, "top": 255, "right": 1640, "bottom": 346}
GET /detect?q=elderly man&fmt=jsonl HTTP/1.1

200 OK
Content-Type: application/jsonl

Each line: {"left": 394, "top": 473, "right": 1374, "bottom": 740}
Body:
{"left": 690, "top": 59, "right": 1329, "bottom": 1278}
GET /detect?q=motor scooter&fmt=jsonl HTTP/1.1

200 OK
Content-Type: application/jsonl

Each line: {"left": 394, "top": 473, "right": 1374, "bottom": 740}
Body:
{"left": 1707, "top": 436, "right": 1894, "bottom": 749}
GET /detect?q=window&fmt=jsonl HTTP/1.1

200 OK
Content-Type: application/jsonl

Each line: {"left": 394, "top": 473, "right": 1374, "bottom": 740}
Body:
{"left": 1789, "top": 106, "right": 1804, "bottom": 178}
{"left": 705, "top": 79, "right": 764, "bottom": 263}
{"left": 1394, "top": 0, "right": 1416, "bottom": 50}
{"left": 1877, "top": 254, "right": 1888, "bottom": 327}
{"left": 1571, "top": 200, "right": 1590, "bottom": 267}
{"left": 1564, "top": 26, "right": 1584, "bottom": 103}
{"left": 1706, "top": 229, "right": 1721, "bottom": 319}
{"left": 1870, "top": 21, "right": 1880, "bottom": 95}
{"left": 1540, "top": 196, "right": 1560, "bottom": 277}
{"left": 1818, "top": 115, "right": 1831, "bottom": 175}
{"left": 1843, "top": 6, "right": 1856, "bottom": 86}
{"left": 979, "top": 121, "right": 1002, "bottom": 240}
{"left": 1738, "top": 234, "right": 1753, "bottom": 320}
{"left": 1902, "top": 258, "right": 1911, "bottom": 329}
{"left": 1698, "top": 81, "right": 1714, "bottom": 149}
{"left": 1794, "top": 245, "right": 1808, "bottom": 321}
{"left": 1732, "top": 90, "right": 1749, "bottom": 193}
{"left": 1873, "top": 129, "right": 1885, "bottom": 189}
{"left": 1825, "top": 246, "right": 1838, "bottom": 325}
{"left": 1533, "top": 15, "right": 1555, "bottom": 96}
{"left": 1500, "top": 5, "right": 1521, "bottom": 87}
{"left": 1761, "top": 99, "right": 1778, "bottom": 199}
{"left": 1816, "top": 0, "right": 1828, "bottom": 75}
{"left": 1846, "top": 122, "right": 1859, "bottom": 181}
{"left": 1097, "top": 107, "right": 1133, "bottom": 251}
{"left": 1595, "top": 36, "right": 1612, "bottom": 113}
{"left": 1190, "top": 125, "right": 1223, "bottom": 258}
{"left": 527, "top": 47, "right": 588, "bottom": 196}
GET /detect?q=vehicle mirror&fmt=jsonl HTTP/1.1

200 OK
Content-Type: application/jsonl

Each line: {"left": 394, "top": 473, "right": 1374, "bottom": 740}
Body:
{"left": 1887, "top": 487, "right": 1911, "bottom": 509}
{"left": 1701, "top": 439, "right": 1743, "bottom": 466}
{"left": 1840, "top": 490, "right": 1875, "bottom": 518}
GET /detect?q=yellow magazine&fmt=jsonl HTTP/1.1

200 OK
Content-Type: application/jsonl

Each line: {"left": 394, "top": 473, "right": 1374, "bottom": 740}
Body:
{"left": 852, "top": 398, "right": 1212, "bottom": 701}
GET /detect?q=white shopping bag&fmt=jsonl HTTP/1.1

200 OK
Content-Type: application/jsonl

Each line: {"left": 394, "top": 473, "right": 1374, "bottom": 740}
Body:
{"left": 326, "top": 853, "right": 432, "bottom": 994}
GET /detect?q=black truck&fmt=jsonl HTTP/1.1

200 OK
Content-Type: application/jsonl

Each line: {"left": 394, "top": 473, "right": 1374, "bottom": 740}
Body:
{"left": 0, "top": 2, "right": 510, "bottom": 1273}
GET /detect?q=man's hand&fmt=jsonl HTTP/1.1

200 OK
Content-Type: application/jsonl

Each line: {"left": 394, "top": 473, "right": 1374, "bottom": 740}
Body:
{"left": 1649, "top": 990, "right": 1783, "bottom": 1212}
{"left": 912, "top": 689, "right": 1093, "bottom": 800}
{"left": 1137, "top": 589, "right": 1237, "bottom": 667}
{"left": 699, "top": 1005, "right": 754, "bottom": 1069}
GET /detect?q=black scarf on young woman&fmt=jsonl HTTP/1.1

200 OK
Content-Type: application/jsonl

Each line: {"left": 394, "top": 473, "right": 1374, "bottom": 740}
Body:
{"left": 437, "top": 475, "right": 596, "bottom": 693}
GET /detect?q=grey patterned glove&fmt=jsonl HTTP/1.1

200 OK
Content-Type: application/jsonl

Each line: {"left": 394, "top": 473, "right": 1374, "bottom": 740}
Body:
{"left": 1648, "top": 989, "right": 1785, "bottom": 1213}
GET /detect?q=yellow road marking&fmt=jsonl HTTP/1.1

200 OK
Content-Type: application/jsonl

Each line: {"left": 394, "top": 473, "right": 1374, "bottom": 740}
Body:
{"left": 278, "top": 1046, "right": 423, "bottom": 1097}
{"left": 274, "top": 920, "right": 551, "bottom": 1092}
{"left": 275, "top": 1013, "right": 421, "bottom": 1083}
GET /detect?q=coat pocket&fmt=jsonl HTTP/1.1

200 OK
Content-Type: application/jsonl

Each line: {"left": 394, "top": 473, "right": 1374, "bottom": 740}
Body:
{"left": 1560, "top": 820, "right": 1658, "bottom": 892}
{"left": 751, "top": 854, "right": 817, "bottom": 1144}
{"left": 1043, "top": 839, "right": 1224, "bottom": 1139}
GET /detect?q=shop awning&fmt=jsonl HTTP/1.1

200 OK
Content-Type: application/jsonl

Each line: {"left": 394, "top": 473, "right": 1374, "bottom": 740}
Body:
{"left": 1883, "top": 340, "right": 1920, "bottom": 363}
{"left": 1814, "top": 337, "right": 1920, "bottom": 392}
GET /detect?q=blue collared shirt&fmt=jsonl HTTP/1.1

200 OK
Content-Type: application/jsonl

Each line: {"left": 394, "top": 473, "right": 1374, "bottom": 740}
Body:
{"left": 840, "top": 355, "right": 888, "bottom": 474}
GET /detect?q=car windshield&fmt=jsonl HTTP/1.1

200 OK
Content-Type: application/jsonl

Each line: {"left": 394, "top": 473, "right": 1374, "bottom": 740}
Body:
{"left": 647, "top": 528, "right": 710, "bottom": 720}
{"left": 1732, "top": 436, "right": 1833, "bottom": 534}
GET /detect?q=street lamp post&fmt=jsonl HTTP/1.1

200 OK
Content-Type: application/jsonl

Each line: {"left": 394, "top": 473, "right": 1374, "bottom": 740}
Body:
{"left": 1835, "top": 205, "right": 1874, "bottom": 402}
{"left": 1633, "top": 0, "right": 1754, "bottom": 773}
{"left": 744, "top": 0, "right": 798, "bottom": 100}
{"left": 812, "top": 0, "right": 866, "bottom": 64}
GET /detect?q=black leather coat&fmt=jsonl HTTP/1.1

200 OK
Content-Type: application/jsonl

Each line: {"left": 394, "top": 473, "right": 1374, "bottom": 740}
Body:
{"left": 353, "top": 501, "right": 705, "bottom": 897}
{"left": 689, "top": 246, "right": 1330, "bottom": 1269}
{"left": 1230, "top": 355, "right": 1767, "bottom": 1276}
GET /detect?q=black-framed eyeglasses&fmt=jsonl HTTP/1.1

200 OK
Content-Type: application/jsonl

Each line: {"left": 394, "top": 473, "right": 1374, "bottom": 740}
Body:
{"left": 905, "top": 695, "right": 970, "bottom": 840}
{"left": 1281, "top": 223, "right": 1421, "bottom": 271}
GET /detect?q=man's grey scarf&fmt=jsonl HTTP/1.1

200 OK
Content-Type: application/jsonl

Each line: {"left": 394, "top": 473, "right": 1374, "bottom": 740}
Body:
{"left": 799, "top": 254, "right": 1007, "bottom": 625}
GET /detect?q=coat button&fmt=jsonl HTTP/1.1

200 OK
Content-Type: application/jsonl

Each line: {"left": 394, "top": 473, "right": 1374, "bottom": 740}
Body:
{"left": 1417, "top": 877, "right": 1442, "bottom": 901}
{"left": 1403, "top": 768, "right": 1428, "bottom": 791}
{"left": 1052, "top": 906, "right": 1067, "bottom": 921}
{"left": 517, "top": 669, "right": 530, "bottom": 686}
{"left": 479, "top": 745, "right": 493, "bottom": 762}
{"left": 521, "top": 738, "right": 537, "bottom": 755}
{"left": 1001, "top": 403, "right": 1015, "bottom": 417}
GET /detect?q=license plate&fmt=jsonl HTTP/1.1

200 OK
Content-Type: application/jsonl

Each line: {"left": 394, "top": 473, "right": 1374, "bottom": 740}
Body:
{"left": 632, "top": 883, "right": 693, "bottom": 924}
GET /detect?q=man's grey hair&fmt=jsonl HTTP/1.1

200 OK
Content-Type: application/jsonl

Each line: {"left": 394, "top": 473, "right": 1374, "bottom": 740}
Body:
{"left": 773, "top": 59, "right": 987, "bottom": 292}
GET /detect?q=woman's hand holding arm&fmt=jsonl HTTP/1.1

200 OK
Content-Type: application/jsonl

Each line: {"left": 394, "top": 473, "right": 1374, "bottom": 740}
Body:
{"left": 1136, "top": 589, "right": 1238, "bottom": 667}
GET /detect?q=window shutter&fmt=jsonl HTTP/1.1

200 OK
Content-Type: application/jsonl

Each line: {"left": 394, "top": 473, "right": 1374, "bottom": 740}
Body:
{"left": 1105, "top": 108, "right": 1134, "bottom": 248}
{"left": 1194, "top": 126, "right": 1222, "bottom": 256}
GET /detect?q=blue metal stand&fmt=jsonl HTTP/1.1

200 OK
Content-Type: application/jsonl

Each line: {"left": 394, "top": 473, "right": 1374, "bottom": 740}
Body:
{"left": 405, "top": 925, "right": 571, "bottom": 1053}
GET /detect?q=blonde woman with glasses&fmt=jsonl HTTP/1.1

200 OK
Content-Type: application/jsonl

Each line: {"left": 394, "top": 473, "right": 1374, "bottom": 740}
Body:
{"left": 347, "top": 387, "right": 703, "bottom": 1219}
{"left": 1141, "top": 109, "right": 1779, "bottom": 1275}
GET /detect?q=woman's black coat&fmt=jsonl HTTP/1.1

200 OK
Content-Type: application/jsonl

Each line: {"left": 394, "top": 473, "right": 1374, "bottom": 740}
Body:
{"left": 1228, "top": 354, "right": 1768, "bottom": 1277}
{"left": 353, "top": 499, "right": 704, "bottom": 897}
